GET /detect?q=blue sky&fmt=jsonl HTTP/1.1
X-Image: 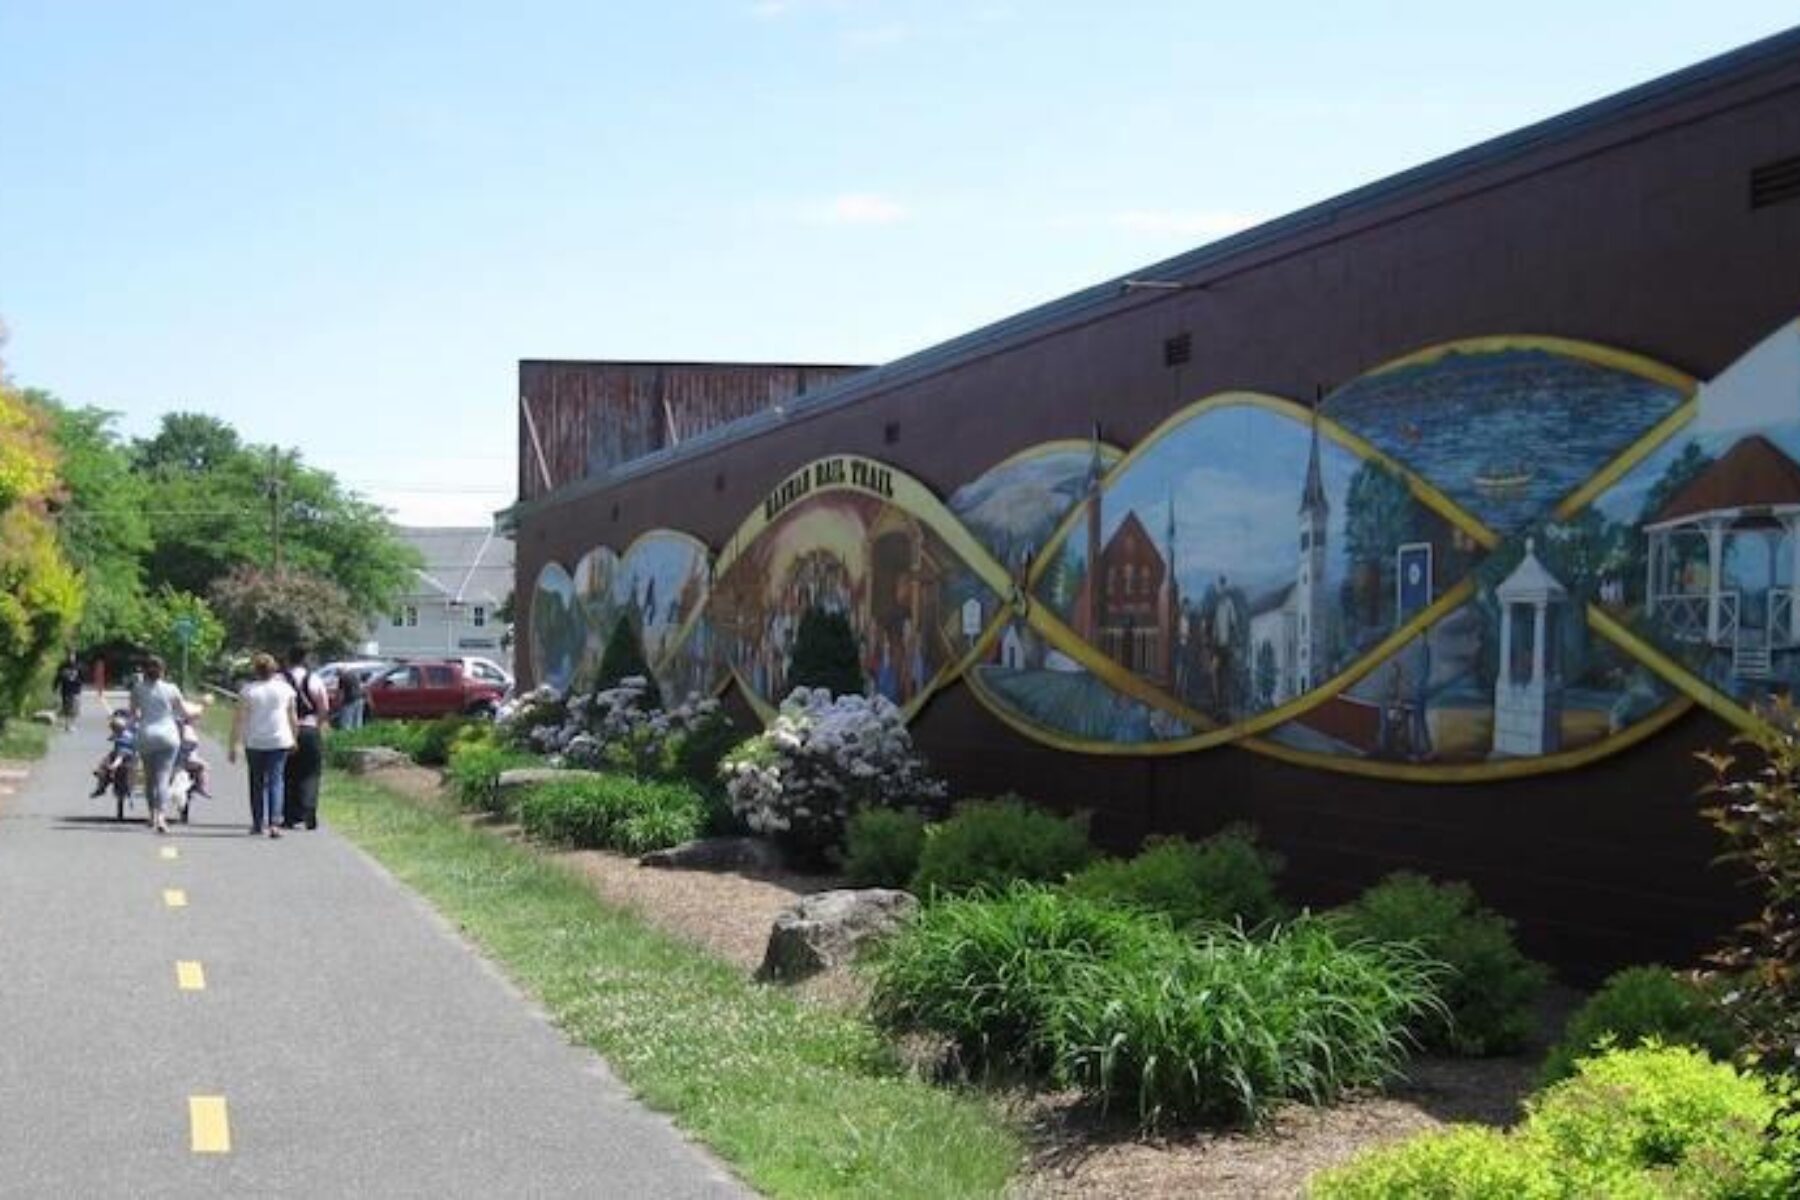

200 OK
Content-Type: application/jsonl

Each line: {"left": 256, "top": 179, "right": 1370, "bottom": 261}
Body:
{"left": 2, "top": 2, "right": 1795, "bottom": 525}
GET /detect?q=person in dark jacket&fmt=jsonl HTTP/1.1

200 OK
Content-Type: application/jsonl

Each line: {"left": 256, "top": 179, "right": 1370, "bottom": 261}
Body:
{"left": 279, "top": 645, "right": 330, "bottom": 830}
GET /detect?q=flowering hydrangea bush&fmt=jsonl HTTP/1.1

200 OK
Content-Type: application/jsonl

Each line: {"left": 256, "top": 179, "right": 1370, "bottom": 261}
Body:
{"left": 498, "top": 678, "right": 734, "bottom": 786}
{"left": 722, "top": 687, "right": 947, "bottom": 865}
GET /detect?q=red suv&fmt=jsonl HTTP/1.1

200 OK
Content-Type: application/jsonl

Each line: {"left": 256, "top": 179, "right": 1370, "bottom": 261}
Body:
{"left": 364, "top": 660, "right": 508, "bottom": 720}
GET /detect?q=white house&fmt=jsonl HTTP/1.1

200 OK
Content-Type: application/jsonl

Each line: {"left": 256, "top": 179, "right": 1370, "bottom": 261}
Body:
{"left": 372, "top": 526, "right": 515, "bottom": 669}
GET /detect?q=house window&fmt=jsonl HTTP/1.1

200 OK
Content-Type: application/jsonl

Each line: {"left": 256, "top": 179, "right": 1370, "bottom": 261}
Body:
{"left": 471, "top": 606, "right": 487, "bottom": 628}
{"left": 404, "top": 605, "right": 419, "bottom": 628}
{"left": 391, "top": 611, "right": 404, "bottom": 627}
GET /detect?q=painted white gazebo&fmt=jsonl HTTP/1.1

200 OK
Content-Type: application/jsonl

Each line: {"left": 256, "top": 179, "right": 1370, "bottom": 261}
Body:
{"left": 1643, "top": 435, "right": 1800, "bottom": 680}
{"left": 1492, "top": 539, "right": 1567, "bottom": 758}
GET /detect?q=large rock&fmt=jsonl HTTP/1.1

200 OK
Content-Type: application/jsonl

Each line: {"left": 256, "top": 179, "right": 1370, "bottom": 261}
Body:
{"left": 339, "top": 746, "right": 412, "bottom": 774}
{"left": 639, "top": 836, "right": 787, "bottom": 873}
{"left": 496, "top": 766, "right": 605, "bottom": 790}
{"left": 757, "top": 889, "right": 918, "bottom": 982}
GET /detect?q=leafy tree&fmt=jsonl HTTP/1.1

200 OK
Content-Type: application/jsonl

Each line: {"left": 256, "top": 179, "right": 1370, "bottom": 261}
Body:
{"left": 787, "top": 607, "right": 865, "bottom": 698}
{"left": 208, "top": 565, "right": 366, "bottom": 659}
{"left": 132, "top": 588, "right": 225, "bottom": 688}
{"left": 130, "top": 412, "right": 418, "bottom": 618}
{"left": 0, "top": 374, "right": 81, "bottom": 724}
{"left": 31, "top": 393, "right": 151, "bottom": 647}
{"left": 596, "top": 613, "right": 661, "bottom": 707}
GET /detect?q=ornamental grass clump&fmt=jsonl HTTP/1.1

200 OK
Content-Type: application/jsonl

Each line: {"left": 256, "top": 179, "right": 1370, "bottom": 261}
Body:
{"left": 721, "top": 687, "right": 945, "bottom": 865}
{"left": 1051, "top": 920, "right": 1443, "bottom": 1126}
{"left": 1336, "top": 871, "right": 1549, "bottom": 1055}
{"left": 1067, "top": 826, "right": 1288, "bottom": 929}
{"left": 908, "top": 796, "right": 1092, "bottom": 896}
{"left": 867, "top": 887, "right": 1444, "bottom": 1128}
{"left": 866, "top": 885, "right": 1184, "bottom": 1079}
{"left": 517, "top": 774, "right": 707, "bottom": 855}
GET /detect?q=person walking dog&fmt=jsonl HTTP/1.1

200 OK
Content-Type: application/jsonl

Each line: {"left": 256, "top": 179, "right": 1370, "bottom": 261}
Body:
{"left": 230, "top": 653, "right": 297, "bottom": 838}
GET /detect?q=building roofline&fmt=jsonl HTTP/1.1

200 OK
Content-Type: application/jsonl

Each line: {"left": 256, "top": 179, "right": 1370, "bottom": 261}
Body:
{"left": 503, "top": 23, "right": 1800, "bottom": 526}
{"left": 519, "top": 357, "right": 874, "bottom": 372}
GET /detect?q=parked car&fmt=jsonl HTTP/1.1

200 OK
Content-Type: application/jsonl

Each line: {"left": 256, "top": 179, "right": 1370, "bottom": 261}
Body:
{"left": 364, "top": 660, "right": 509, "bottom": 720}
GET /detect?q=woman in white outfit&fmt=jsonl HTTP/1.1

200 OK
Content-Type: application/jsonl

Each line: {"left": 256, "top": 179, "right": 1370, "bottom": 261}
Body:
{"left": 229, "top": 653, "right": 298, "bottom": 838}
{"left": 129, "top": 656, "right": 188, "bottom": 836}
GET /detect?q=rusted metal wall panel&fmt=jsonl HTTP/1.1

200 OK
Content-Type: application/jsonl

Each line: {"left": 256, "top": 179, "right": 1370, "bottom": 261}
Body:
{"left": 517, "top": 362, "right": 868, "bottom": 501}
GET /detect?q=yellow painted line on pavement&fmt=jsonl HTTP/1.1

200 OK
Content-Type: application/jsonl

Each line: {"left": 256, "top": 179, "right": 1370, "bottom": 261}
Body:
{"left": 176, "top": 961, "right": 206, "bottom": 991}
{"left": 189, "top": 1096, "right": 231, "bottom": 1153}
{"left": 163, "top": 889, "right": 188, "bottom": 909}
{"left": 160, "top": 845, "right": 179, "bottom": 860}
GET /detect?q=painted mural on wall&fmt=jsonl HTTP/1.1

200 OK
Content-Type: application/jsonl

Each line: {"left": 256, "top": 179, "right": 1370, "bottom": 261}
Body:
{"left": 950, "top": 442, "right": 1195, "bottom": 748}
{"left": 711, "top": 456, "right": 1008, "bottom": 719}
{"left": 525, "top": 316, "right": 1800, "bottom": 780}
{"left": 1542, "top": 319, "right": 1800, "bottom": 716}
{"left": 527, "top": 562, "right": 581, "bottom": 694}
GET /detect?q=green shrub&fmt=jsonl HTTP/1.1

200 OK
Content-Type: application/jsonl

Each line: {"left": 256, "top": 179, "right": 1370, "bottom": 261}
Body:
{"left": 1522, "top": 1042, "right": 1799, "bottom": 1198}
{"left": 867, "top": 887, "right": 1443, "bottom": 1127}
{"left": 660, "top": 701, "right": 740, "bottom": 790}
{"left": 909, "top": 797, "right": 1092, "bottom": 897}
{"left": 517, "top": 774, "right": 706, "bottom": 854}
{"left": 415, "top": 715, "right": 478, "bottom": 767}
{"left": 1336, "top": 872, "right": 1548, "bottom": 1055}
{"left": 1309, "top": 1125, "right": 1560, "bottom": 1199}
{"left": 1540, "top": 966, "right": 1741, "bottom": 1087}
{"left": 596, "top": 613, "right": 661, "bottom": 707}
{"left": 844, "top": 808, "right": 929, "bottom": 888}
{"left": 786, "top": 606, "right": 864, "bottom": 698}
{"left": 324, "top": 720, "right": 427, "bottom": 767}
{"left": 444, "top": 741, "right": 544, "bottom": 815}
{"left": 1066, "top": 827, "right": 1287, "bottom": 929}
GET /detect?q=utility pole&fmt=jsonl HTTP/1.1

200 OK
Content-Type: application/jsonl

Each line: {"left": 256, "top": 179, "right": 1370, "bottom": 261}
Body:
{"left": 267, "top": 447, "right": 285, "bottom": 576}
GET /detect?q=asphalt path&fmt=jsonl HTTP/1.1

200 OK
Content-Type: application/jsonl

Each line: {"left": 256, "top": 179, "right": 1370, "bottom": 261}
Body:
{"left": 0, "top": 695, "right": 745, "bottom": 1198}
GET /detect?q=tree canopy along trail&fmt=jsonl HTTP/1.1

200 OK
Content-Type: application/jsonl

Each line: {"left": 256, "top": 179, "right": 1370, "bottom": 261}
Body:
{"left": 0, "top": 702, "right": 742, "bottom": 1198}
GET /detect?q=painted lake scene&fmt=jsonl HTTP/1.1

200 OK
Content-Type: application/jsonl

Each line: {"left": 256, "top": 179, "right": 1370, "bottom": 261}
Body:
{"left": 1325, "top": 343, "right": 1690, "bottom": 535}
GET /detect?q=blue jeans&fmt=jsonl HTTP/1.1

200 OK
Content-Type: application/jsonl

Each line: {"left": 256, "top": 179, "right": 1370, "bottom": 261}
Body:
{"left": 141, "top": 745, "right": 178, "bottom": 816}
{"left": 247, "top": 748, "right": 289, "bottom": 831}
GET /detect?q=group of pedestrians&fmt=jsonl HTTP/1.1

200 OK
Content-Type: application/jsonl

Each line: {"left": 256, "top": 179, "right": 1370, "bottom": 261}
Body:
{"left": 228, "top": 647, "right": 330, "bottom": 838}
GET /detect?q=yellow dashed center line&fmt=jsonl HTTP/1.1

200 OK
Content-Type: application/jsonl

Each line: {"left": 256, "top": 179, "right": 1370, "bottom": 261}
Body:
{"left": 160, "top": 845, "right": 179, "bottom": 860}
{"left": 176, "top": 961, "right": 206, "bottom": 991}
{"left": 162, "top": 889, "right": 187, "bottom": 908}
{"left": 189, "top": 1096, "right": 231, "bottom": 1153}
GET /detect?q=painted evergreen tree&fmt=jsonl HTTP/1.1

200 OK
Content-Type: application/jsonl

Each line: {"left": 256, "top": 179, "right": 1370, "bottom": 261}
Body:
{"left": 597, "top": 612, "right": 662, "bottom": 709}
{"left": 787, "top": 607, "right": 865, "bottom": 699}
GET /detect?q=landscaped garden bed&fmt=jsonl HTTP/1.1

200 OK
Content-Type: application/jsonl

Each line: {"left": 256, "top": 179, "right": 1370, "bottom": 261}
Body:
{"left": 313, "top": 671, "right": 1800, "bottom": 1198}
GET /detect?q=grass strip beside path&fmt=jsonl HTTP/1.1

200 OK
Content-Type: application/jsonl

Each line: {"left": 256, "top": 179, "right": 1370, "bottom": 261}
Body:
{"left": 323, "top": 773, "right": 1019, "bottom": 1199}
{"left": 0, "top": 721, "right": 50, "bottom": 760}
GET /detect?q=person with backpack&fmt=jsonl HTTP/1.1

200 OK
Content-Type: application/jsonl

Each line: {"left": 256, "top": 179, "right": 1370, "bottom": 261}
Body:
{"left": 279, "top": 645, "right": 331, "bottom": 830}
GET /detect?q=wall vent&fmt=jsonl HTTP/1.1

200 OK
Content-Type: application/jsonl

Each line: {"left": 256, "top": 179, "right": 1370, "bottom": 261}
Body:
{"left": 610, "top": 503, "right": 620, "bottom": 522}
{"left": 884, "top": 421, "right": 901, "bottom": 445}
{"left": 714, "top": 473, "right": 726, "bottom": 492}
{"left": 1163, "top": 332, "right": 1192, "bottom": 368}
{"left": 1750, "top": 154, "right": 1800, "bottom": 210}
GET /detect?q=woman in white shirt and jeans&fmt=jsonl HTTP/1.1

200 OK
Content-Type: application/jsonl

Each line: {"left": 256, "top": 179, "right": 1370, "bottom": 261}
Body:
{"left": 230, "top": 653, "right": 298, "bottom": 838}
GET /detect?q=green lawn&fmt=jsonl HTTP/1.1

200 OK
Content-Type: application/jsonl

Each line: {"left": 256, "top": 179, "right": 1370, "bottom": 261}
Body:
{"left": 322, "top": 772, "right": 1019, "bottom": 1199}
{"left": 0, "top": 721, "right": 51, "bottom": 760}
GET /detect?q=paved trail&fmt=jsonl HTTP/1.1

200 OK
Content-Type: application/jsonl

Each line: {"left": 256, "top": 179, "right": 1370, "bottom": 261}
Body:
{"left": 0, "top": 697, "right": 744, "bottom": 1198}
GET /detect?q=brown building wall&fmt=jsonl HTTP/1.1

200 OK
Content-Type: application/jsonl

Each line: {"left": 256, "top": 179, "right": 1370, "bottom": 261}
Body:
{"left": 516, "top": 360, "right": 869, "bottom": 502}
{"left": 512, "top": 38, "right": 1800, "bottom": 980}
